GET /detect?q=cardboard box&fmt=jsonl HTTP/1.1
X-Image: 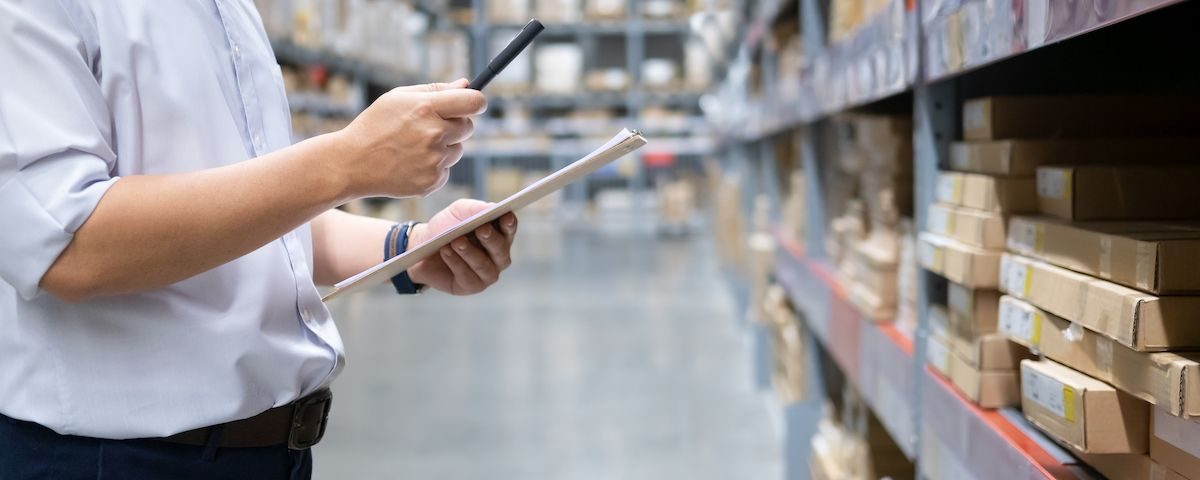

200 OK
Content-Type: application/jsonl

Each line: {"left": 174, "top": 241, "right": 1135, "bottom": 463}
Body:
{"left": 949, "top": 348, "right": 1020, "bottom": 408}
{"left": 1008, "top": 216, "right": 1200, "bottom": 294}
{"left": 1037, "top": 165, "right": 1200, "bottom": 220}
{"left": 1152, "top": 407, "right": 1200, "bottom": 479}
{"left": 918, "top": 233, "right": 1001, "bottom": 289}
{"left": 962, "top": 95, "right": 1200, "bottom": 140}
{"left": 1000, "top": 253, "right": 1200, "bottom": 351}
{"left": 947, "top": 282, "right": 1000, "bottom": 339}
{"left": 926, "top": 332, "right": 953, "bottom": 377}
{"left": 1071, "top": 449, "right": 1155, "bottom": 480}
{"left": 936, "top": 171, "right": 1037, "bottom": 213}
{"left": 951, "top": 333, "right": 1031, "bottom": 371}
{"left": 1021, "top": 359, "right": 1149, "bottom": 454}
{"left": 927, "top": 204, "right": 1006, "bottom": 249}
{"left": 928, "top": 304, "right": 951, "bottom": 343}
{"left": 949, "top": 138, "right": 1200, "bottom": 176}
{"left": 1001, "top": 296, "right": 1200, "bottom": 418}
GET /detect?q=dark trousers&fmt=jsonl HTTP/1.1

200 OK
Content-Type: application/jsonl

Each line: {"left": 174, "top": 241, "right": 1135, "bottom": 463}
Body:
{"left": 0, "top": 413, "right": 312, "bottom": 480}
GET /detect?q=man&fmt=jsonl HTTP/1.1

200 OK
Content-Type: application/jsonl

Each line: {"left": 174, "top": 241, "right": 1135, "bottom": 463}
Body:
{"left": 0, "top": 1, "right": 516, "bottom": 478}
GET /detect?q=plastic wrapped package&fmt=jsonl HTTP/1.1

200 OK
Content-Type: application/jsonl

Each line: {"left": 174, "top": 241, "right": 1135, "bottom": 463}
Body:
{"left": 536, "top": 0, "right": 582, "bottom": 23}
{"left": 488, "top": 0, "right": 532, "bottom": 23}
{"left": 534, "top": 43, "right": 584, "bottom": 94}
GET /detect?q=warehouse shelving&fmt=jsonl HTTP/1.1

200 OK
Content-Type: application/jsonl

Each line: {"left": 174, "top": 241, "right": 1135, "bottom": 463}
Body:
{"left": 715, "top": 1, "right": 1200, "bottom": 479}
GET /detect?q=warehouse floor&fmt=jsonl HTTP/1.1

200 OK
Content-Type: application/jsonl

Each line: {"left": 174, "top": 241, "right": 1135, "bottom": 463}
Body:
{"left": 316, "top": 216, "right": 782, "bottom": 479}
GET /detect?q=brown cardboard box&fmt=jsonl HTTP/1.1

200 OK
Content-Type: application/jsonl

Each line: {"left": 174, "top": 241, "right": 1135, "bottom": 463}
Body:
{"left": 961, "top": 96, "right": 1200, "bottom": 140}
{"left": 1008, "top": 216, "right": 1200, "bottom": 294}
{"left": 918, "top": 233, "right": 1001, "bottom": 289}
{"left": 1152, "top": 407, "right": 1200, "bottom": 479}
{"left": 949, "top": 138, "right": 1200, "bottom": 176}
{"left": 926, "top": 332, "right": 952, "bottom": 377}
{"left": 928, "top": 304, "right": 951, "bottom": 343}
{"left": 947, "top": 282, "right": 1000, "bottom": 339}
{"left": 1021, "top": 359, "right": 1149, "bottom": 454}
{"left": 1071, "top": 449, "right": 1155, "bottom": 480}
{"left": 1001, "top": 296, "right": 1200, "bottom": 418}
{"left": 927, "top": 204, "right": 1006, "bottom": 249}
{"left": 936, "top": 171, "right": 1037, "bottom": 213}
{"left": 951, "top": 333, "right": 1031, "bottom": 371}
{"left": 950, "top": 348, "right": 1019, "bottom": 408}
{"left": 1000, "top": 253, "right": 1200, "bottom": 351}
{"left": 1037, "top": 165, "right": 1200, "bottom": 221}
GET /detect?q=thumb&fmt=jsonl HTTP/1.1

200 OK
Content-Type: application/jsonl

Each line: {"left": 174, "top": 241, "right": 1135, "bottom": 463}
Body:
{"left": 448, "top": 199, "right": 493, "bottom": 221}
{"left": 394, "top": 79, "right": 469, "bottom": 93}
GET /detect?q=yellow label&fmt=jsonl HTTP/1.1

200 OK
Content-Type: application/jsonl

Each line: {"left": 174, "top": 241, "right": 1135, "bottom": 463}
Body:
{"left": 1064, "top": 170, "right": 1073, "bottom": 199}
{"left": 1030, "top": 312, "right": 1043, "bottom": 347}
{"left": 953, "top": 177, "right": 963, "bottom": 202}
{"left": 1062, "top": 386, "right": 1076, "bottom": 422}
{"left": 1023, "top": 265, "right": 1033, "bottom": 297}
{"left": 1034, "top": 224, "right": 1045, "bottom": 252}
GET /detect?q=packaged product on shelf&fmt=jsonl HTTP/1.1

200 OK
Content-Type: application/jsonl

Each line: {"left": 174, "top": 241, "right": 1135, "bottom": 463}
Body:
{"left": 534, "top": 43, "right": 584, "bottom": 94}
{"left": 1000, "top": 253, "right": 1200, "bottom": 351}
{"left": 641, "top": 58, "right": 678, "bottom": 91}
{"left": 1036, "top": 165, "right": 1200, "bottom": 221}
{"left": 584, "top": 69, "right": 630, "bottom": 92}
{"left": 1021, "top": 359, "right": 1150, "bottom": 454}
{"left": 684, "top": 39, "right": 714, "bottom": 90}
{"left": 962, "top": 96, "right": 1200, "bottom": 140}
{"left": 747, "top": 196, "right": 776, "bottom": 322}
{"left": 536, "top": 0, "right": 582, "bottom": 23}
{"left": 926, "top": 203, "right": 1005, "bottom": 249}
{"left": 917, "top": 233, "right": 1001, "bottom": 289}
{"left": 1151, "top": 407, "right": 1200, "bottom": 479}
{"left": 1007, "top": 216, "right": 1200, "bottom": 294}
{"left": 829, "top": 200, "right": 868, "bottom": 279}
{"left": 946, "top": 282, "right": 1000, "bottom": 339}
{"left": 641, "top": 0, "right": 683, "bottom": 18}
{"left": 585, "top": 0, "right": 626, "bottom": 20}
{"left": 713, "top": 176, "right": 747, "bottom": 270}
{"left": 829, "top": 0, "right": 864, "bottom": 41}
{"left": 949, "top": 138, "right": 1200, "bottom": 176}
{"left": 780, "top": 170, "right": 806, "bottom": 244}
{"left": 487, "top": 0, "right": 531, "bottom": 23}
{"left": 1000, "top": 296, "right": 1200, "bottom": 419}
{"left": 926, "top": 330, "right": 1020, "bottom": 408}
{"left": 1070, "top": 449, "right": 1157, "bottom": 480}
{"left": 427, "top": 31, "right": 470, "bottom": 83}
{"left": 847, "top": 229, "right": 899, "bottom": 321}
{"left": 935, "top": 171, "right": 1037, "bottom": 213}
{"left": 764, "top": 286, "right": 808, "bottom": 403}
{"left": 950, "top": 333, "right": 1031, "bottom": 372}
{"left": 928, "top": 304, "right": 951, "bottom": 343}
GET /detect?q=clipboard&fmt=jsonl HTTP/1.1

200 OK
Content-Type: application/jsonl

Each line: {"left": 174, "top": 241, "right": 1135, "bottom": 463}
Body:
{"left": 323, "top": 129, "right": 647, "bottom": 301}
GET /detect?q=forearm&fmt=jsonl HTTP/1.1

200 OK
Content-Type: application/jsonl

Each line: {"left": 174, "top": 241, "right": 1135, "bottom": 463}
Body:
{"left": 40, "top": 133, "right": 352, "bottom": 302}
{"left": 310, "top": 209, "right": 395, "bottom": 286}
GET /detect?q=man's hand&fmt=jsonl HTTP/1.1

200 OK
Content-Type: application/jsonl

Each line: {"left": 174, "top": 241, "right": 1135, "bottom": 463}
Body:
{"left": 334, "top": 79, "right": 486, "bottom": 199}
{"left": 406, "top": 200, "right": 518, "bottom": 295}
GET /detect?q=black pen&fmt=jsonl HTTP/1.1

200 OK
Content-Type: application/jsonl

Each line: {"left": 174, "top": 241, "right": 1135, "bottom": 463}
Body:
{"left": 469, "top": 19, "right": 545, "bottom": 90}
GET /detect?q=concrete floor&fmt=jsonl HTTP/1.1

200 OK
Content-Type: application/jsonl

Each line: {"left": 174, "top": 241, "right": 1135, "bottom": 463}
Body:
{"left": 316, "top": 218, "right": 783, "bottom": 479}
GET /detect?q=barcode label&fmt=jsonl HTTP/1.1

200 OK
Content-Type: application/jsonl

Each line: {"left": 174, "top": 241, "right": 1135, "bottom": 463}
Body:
{"left": 1000, "top": 300, "right": 1041, "bottom": 347}
{"left": 929, "top": 207, "right": 951, "bottom": 235}
{"left": 1037, "top": 169, "right": 1069, "bottom": 199}
{"left": 928, "top": 337, "right": 951, "bottom": 374}
{"left": 1022, "top": 366, "right": 1075, "bottom": 422}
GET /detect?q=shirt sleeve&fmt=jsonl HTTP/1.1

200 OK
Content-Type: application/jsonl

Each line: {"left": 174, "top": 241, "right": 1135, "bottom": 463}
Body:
{"left": 0, "top": 1, "right": 119, "bottom": 300}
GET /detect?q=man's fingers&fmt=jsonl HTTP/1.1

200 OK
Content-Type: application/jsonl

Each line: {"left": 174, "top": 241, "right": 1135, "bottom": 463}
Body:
{"left": 476, "top": 224, "right": 512, "bottom": 270}
{"left": 393, "top": 79, "right": 468, "bottom": 93}
{"left": 440, "top": 245, "right": 483, "bottom": 293}
{"left": 441, "top": 144, "right": 464, "bottom": 169}
{"left": 443, "top": 117, "right": 474, "bottom": 145}
{"left": 499, "top": 213, "right": 518, "bottom": 245}
{"left": 427, "top": 89, "right": 487, "bottom": 118}
{"left": 450, "top": 237, "right": 500, "bottom": 285}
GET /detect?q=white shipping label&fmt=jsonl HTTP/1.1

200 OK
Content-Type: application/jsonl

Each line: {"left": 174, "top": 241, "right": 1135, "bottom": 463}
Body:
{"left": 1000, "top": 300, "right": 1039, "bottom": 347}
{"left": 1003, "top": 261, "right": 1031, "bottom": 297}
{"left": 1022, "top": 367, "right": 1073, "bottom": 421}
{"left": 927, "top": 336, "right": 951, "bottom": 374}
{"left": 1037, "top": 169, "right": 1069, "bottom": 199}
{"left": 1008, "top": 220, "right": 1040, "bottom": 253}
{"left": 928, "top": 207, "right": 951, "bottom": 235}
{"left": 919, "top": 240, "right": 939, "bottom": 270}
{"left": 937, "top": 175, "right": 959, "bottom": 204}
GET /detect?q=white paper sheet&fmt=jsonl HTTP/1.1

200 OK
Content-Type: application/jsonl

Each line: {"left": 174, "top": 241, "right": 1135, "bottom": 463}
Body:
{"left": 323, "top": 129, "right": 647, "bottom": 301}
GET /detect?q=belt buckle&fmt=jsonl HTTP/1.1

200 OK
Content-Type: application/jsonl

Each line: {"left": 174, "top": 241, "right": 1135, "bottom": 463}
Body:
{"left": 288, "top": 388, "right": 333, "bottom": 450}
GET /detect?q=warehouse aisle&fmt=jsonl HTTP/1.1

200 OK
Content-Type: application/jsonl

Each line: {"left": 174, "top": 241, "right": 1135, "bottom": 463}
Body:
{"left": 316, "top": 218, "right": 783, "bottom": 479}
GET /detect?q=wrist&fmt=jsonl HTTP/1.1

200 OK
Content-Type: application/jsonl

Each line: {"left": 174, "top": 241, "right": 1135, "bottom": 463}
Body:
{"left": 405, "top": 223, "right": 429, "bottom": 285}
{"left": 316, "top": 130, "right": 361, "bottom": 204}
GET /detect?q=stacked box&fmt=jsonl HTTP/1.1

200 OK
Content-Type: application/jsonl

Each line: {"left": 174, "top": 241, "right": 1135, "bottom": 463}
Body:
{"left": 961, "top": 95, "right": 1200, "bottom": 471}
{"left": 763, "top": 285, "right": 808, "bottom": 404}
{"left": 827, "top": 114, "right": 913, "bottom": 323}
{"left": 809, "top": 403, "right": 915, "bottom": 480}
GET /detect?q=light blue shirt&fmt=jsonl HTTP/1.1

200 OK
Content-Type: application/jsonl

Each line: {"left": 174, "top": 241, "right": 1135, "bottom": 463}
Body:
{"left": 0, "top": 0, "right": 344, "bottom": 438}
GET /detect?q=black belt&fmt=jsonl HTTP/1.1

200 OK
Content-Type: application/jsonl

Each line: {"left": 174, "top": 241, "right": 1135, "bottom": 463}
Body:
{"left": 155, "top": 388, "right": 332, "bottom": 450}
